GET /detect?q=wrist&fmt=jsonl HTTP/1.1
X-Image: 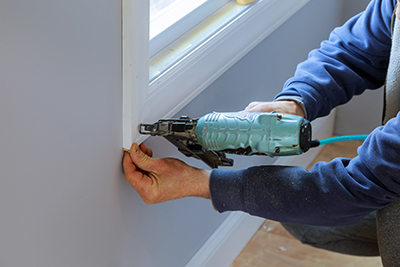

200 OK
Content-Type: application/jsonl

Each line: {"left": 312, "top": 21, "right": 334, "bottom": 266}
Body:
{"left": 274, "top": 98, "right": 306, "bottom": 118}
{"left": 191, "top": 168, "right": 211, "bottom": 199}
{"left": 288, "top": 100, "right": 305, "bottom": 118}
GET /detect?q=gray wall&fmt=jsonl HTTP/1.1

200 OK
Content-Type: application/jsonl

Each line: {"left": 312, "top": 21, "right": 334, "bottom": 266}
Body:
{"left": 335, "top": 0, "right": 384, "bottom": 135}
{"left": 0, "top": 0, "right": 370, "bottom": 267}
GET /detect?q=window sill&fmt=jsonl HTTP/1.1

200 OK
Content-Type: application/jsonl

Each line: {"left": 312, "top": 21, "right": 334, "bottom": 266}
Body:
{"left": 123, "top": 0, "right": 310, "bottom": 148}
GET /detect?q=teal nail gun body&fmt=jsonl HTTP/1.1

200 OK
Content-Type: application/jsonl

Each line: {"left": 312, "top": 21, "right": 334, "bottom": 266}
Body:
{"left": 139, "top": 112, "right": 312, "bottom": 169}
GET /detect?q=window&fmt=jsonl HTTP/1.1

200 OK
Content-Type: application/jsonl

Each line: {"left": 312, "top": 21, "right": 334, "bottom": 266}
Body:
{"left": 123, "top": 0, "right": 311, "bottom": 149}
{"left": 149, "top": 0, "right": 229, "bottom": 58}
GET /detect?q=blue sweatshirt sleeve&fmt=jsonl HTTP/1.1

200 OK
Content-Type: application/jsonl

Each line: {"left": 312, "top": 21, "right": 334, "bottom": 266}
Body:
{"left": 276, "top": 0, "right": 394, "bottom": 121}
{"left": 210, "top": 114, "right": 400, "bottom": 226}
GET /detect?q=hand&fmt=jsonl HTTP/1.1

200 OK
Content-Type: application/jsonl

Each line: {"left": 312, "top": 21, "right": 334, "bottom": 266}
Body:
{"left": 123, "top": 143, "right": 211, "bottom": 204}
{"left": 244, "top": 100, "right": 305, "bottom": 118}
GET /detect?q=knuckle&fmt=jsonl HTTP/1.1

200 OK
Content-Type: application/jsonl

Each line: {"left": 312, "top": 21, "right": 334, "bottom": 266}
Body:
{"left": 141, "top": 188, "right": 161, "bottom": 205}
{"left": 143, "top": 198, "right": 155, "bottom": 205}
{"left": 149, "top": 191, "right": 161, "bottom": 203}
{"left": 125, "top": 173, "right": 134, "bottom": 184}
{"left": 138, "top": 153, "right": 152, "bottom": 167}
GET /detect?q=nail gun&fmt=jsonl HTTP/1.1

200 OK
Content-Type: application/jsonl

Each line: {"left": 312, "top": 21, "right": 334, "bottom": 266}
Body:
{"left": 139, "top": 112, "right": 312, "bottom": 169}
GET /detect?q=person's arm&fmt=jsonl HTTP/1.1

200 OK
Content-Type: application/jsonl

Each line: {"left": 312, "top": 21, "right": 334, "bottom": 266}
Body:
{"left": 210, "top": 113, "right": 400, "bottom": 226}
{"left": 124, "top": 116, "right": 400, "bottom": 226}
{"left": 276, "top": 0, "right": 394, "bottom": 121}
{"left": 123, "top": 0, "right": 399, "bottom": 226}
{"left": 123, "top": 114, "right": 400, "bottom": 227}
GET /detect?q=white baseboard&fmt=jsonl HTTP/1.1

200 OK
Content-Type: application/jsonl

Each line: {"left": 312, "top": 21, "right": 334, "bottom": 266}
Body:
{"left": 185, "top": 111, "right": 336, "bottom": 267}
{"left": 185, "top": 212, "right": 265, "bottom": 267}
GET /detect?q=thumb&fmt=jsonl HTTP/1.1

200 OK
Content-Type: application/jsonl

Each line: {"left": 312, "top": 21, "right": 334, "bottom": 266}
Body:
{"left": 130, "top": 143, "right": 154, "bottom": 171}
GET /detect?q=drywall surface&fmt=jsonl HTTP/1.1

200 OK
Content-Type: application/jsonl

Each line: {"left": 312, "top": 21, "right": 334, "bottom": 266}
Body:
{"left": 340, "top": 0, "right": 372, "bottom": 23}
{"left": 335, "top": 89, "right": 384, "bottom": 135}
{"left": 0, "top": 1, "right": 224, "bottom": 267}
{"left": 0, "top": 0, "right": 367, "bottom": 266}
{"left": 334, "top": 0, "right": 384, "bottom": 135}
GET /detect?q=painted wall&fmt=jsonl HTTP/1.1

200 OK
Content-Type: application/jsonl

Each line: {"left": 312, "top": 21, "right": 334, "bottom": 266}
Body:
{"left": 0, "top": 0, "right": 370, "bottom": 266}
{"left": 334, "top": 0, "right": 384, "bottom": 135}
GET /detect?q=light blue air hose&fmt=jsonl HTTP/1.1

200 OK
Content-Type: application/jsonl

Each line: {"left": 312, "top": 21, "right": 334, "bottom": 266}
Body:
{"left": 317, "top": 134, "right": 369, "bottom": 146}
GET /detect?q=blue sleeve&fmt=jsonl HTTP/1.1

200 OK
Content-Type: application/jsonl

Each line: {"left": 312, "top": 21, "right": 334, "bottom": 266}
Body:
{"left": 210, "top": 113, "right": 400, "bottom": 226}
{"left": 276, "top": 0, "right": 394, "bottom": 121}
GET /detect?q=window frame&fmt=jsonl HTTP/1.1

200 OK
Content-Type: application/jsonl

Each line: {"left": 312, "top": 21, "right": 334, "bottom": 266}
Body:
{"left": 122, "top": 0, "right": 310, "bottom": 149}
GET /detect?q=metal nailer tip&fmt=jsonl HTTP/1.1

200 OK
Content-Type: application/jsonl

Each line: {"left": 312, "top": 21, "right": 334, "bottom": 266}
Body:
{"left": 139, "top": 124, "right": 157, "bottom": 135}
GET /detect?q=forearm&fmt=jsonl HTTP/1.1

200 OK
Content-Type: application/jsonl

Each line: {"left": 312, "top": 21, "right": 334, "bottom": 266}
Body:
{"left": 210, "top": 162, "right": 395, "bottom": 227}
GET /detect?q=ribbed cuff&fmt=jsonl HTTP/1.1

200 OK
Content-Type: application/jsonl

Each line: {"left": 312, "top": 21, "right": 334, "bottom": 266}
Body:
{"left": 209, "top": 169, "right": 246, "bottom": 213}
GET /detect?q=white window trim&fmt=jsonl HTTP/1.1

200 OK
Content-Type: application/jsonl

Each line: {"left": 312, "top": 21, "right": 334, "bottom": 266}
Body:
{"left": 122, "top": 0, "right": 150, "bottom": 149}
{"left": 122, "top": 0, "right": 310, "bottom": 149}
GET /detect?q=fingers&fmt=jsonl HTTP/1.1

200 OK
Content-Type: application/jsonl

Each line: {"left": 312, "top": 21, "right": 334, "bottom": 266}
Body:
{"left": 123, "top": 151, "right": 143, "bottom": 187}
{"left": 244, "top": 101, "right": 260, "bottom": 111}
{"left": 123, "top": 151, "right": 136, "bottom": 173}
{"left": 243, "top": 100, "right": 305, "bottom": 117}
{"left": 129, "top": 143, "right": 154, "bottom": 172}
{"left": 139, "top": 143, "right": 153, "bottom": 157}
{"left": 123, "top": 148, "right": 155, "bottom": 192}
{"left": 244, "top": 101, "right": 276, "bottom": 113}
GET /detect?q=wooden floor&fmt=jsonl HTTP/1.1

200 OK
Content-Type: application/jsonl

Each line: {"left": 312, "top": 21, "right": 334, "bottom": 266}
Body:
{"left": 231, "top": 141, "right": 383, "bottom": 267}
